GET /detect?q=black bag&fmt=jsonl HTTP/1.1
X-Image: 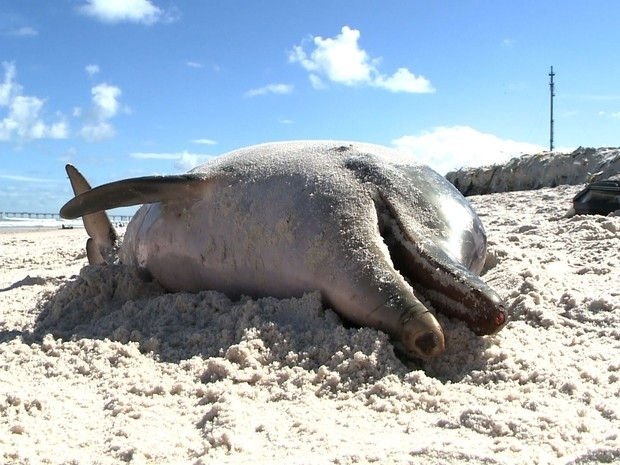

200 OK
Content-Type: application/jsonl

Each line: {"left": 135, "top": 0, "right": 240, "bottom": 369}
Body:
{"left": 573, "top": 180, "right": 620, "bottom": 215}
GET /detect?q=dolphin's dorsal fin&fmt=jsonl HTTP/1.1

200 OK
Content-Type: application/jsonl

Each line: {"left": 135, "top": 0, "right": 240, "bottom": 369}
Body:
{"left": 86, "top": 238, "right": 107, "bottom": 266}
{"left": 65, "top": 164, "right": 118, "bottom": 265}
{"left": 60, "top": 166, "right": 207, "bottom": 219}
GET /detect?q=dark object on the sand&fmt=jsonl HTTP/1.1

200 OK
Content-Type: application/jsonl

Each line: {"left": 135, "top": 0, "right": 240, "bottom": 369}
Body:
{"left": 573, "top": 180, "right": 620, "bottom": 215}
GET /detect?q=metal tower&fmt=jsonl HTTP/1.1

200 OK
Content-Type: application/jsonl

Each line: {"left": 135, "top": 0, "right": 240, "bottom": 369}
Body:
{"left": 549, "top": 66, "right": 555, "bottom": 151}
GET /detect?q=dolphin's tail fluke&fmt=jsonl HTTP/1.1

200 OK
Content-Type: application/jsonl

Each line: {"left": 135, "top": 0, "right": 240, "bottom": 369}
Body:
{"left": 63, "top": 164, "right": 118, "bottom": 265}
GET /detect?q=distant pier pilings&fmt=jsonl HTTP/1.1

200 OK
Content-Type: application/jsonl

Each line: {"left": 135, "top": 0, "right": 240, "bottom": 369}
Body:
{"left": 1, "top": 212, "right": 132, "bottom": 223}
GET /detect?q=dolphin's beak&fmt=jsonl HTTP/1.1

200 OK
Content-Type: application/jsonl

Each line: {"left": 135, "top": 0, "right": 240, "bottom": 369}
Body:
{"left": 386, "top": 234, "right": 507, "bottom": 336}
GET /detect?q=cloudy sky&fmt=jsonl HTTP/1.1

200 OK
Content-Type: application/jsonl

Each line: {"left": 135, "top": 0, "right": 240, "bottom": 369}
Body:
{"left": 2, "top": 0, "right": 620, "bottom": 214}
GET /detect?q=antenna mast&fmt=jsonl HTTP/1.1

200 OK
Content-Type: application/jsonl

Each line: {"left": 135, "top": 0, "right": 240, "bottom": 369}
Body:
{"left": 549, "top": 66, "right": 555, "bottom": 151}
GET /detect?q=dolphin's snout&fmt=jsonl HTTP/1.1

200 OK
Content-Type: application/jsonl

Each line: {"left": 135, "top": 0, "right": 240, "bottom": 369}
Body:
{"left": 496, "top": 308, "right": 506, "bottom": 326}
{"left": 487, "top": 305, "right": 507, "bottom": 334}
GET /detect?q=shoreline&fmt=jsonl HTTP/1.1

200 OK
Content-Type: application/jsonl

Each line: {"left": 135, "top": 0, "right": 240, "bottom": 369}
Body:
{"left": 0, "top": 225, "right": 83, "bottom": 234}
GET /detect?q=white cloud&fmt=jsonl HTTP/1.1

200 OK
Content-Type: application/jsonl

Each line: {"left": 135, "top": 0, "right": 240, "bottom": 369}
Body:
{"left": 598, "top": 110, "right": 620, "bottom": 119}
{"left": 289, "top": 26, "right": 434, "bottom": 93}
{"left": 85, "top": 64, "right": 100, "bottom": 76}
{"left": 91, "top": 83, "right": 121, "bottom": 118}
{"left": 374, "top": 68, "right": 434, "bottom": 93}
{"left": 80, "top": 83, "right": 122, "bottom": 141}
{"left": 564, "top": 93, "right": 620, "bottom": 102}
{"left": 392, "top": 126, "right": 546, "bottom": 175}
{"left": 80, "top": 121, "right": 115, "bottom": 141}
{"left": 186, "top": 61, "right": 203, "bottom": 69}
{"left": 174, "top": 152, "right": 211, "bottom": 171}
{"left": 6, "top": 97, "right": 68, "bottom": 139}
{"left": 0, "top": 174, "right": 60, "bottom": 183}
{"left": 58, "top": 147, "right": 78, "bottom": 163}
{"left": 130, "top": 152, "right": 179, "bottom": 160}
{"left": 130, "top": 151, "right": 213, "bottom": 170}
{"left": 308, "top": 74, "right": 324, "bottom": 90}
{"left": 0, "top": 62, "right": 20, "bottom": 106}
{"left": 0, "top": 62, "right": 68, "bottom": 142}
{"left": 10, "top": 27, "right": 39, "bottom": 37}
{"left": 77, "top": 0, "right": 172, "bottom": 25}
{"left": 245, "top": 83, "right": 294, "bottom": 97}
{"left": 290, "top": 26, "right": 373, "bottom": 85}
{"left": 191, "top": 138, "right": 217, "bottom": 145}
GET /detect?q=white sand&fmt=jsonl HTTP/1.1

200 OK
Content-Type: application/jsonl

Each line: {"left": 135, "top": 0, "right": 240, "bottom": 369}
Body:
{"left": 1, "top": 184, "right": 619, "bottom": 464}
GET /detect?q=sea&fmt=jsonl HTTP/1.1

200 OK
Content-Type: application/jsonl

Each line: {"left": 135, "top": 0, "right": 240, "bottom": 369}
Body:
{"left": 0, "top": 215, "right": 84, "bottom": 231}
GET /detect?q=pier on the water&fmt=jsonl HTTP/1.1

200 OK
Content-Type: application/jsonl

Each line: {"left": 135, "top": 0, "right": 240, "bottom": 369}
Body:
{"left": 1, "top": 212, "right": 132, "bottom": 223}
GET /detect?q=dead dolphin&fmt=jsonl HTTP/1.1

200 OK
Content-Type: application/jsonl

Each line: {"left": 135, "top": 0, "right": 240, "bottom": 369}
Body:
{"left": 60, "top": 141, "right": 506, "bottom": 359}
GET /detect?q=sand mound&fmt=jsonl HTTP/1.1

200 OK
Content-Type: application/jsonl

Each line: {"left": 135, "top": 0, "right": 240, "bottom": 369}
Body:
{"left": 447, "top": 146, "right": 620, "bottom": 195}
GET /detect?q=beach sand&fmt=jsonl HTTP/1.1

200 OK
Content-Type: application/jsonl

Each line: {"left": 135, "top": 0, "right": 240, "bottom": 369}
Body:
{"left": 1, "top": 183, "right": 619, "bottom": 464}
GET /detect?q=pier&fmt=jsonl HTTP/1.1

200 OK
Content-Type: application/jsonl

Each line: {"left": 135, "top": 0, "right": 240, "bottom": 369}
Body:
{"left": 1, "top": 212, "right": 132, "bottom": 223}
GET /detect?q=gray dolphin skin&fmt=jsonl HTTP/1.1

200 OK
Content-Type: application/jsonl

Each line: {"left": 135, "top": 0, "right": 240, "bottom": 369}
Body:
{"left": 60, "top": 141, "right": 506, "bottom": 360}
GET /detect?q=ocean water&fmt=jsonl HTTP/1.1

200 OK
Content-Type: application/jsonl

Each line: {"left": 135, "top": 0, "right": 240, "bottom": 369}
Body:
{"left": 0, "top": 216, "right": 84, "bottom": 231}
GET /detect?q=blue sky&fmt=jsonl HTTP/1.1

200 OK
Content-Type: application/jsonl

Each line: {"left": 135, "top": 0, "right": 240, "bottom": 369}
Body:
{"left": 2, "top": 0, "right": 620, "bottom": 214}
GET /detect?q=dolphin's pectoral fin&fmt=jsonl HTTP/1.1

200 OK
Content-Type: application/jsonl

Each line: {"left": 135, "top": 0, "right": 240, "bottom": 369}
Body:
{"left": 375, "top": 192, "right": 507, "bottom": 336}
{"left": 334, "top": 279, "right": 446, "bottom": 360}
{"left": 386, "top": 293, "right": 446, "bottom": 360}
{"left": 60, "top": 166, "right": 209, "bottom": 219}
{"left": 65, "top": 165, "right": 118, "bottom": 265}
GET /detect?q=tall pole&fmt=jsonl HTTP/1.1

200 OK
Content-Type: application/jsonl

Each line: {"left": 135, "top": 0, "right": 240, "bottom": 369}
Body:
{"left": 549, "top": 66, "right": 555, "bottom": 151}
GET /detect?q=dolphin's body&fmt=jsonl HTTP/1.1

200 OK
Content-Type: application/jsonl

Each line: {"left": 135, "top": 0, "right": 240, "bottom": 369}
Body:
{"left": 61, "top": 141, "right": 506, "bottom": 359}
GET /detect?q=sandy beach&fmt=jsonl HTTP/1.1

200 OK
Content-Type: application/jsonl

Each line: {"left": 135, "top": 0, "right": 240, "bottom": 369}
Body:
{"left": 1, "top": 183, "right": 619, "bottom": 464}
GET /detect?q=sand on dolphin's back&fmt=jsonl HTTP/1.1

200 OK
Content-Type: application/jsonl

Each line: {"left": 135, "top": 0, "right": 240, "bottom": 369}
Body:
{"left": 1, "top": 183, "right": 619, "bottom": 464}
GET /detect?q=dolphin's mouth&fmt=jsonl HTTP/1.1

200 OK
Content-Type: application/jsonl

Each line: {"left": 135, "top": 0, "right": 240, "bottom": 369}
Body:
{"left": 375, "top": 195, "right": 507, "bottom": 336}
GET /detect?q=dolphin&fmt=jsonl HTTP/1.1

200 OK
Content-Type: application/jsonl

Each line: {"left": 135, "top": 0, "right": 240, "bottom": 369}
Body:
{"left": 60, "top": 141, "right": 506, "bottom": 359}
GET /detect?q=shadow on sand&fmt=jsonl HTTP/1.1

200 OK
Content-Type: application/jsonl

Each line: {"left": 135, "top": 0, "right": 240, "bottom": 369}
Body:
{"left": 13, "top": 264, "right": 497, "bottom": 384}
